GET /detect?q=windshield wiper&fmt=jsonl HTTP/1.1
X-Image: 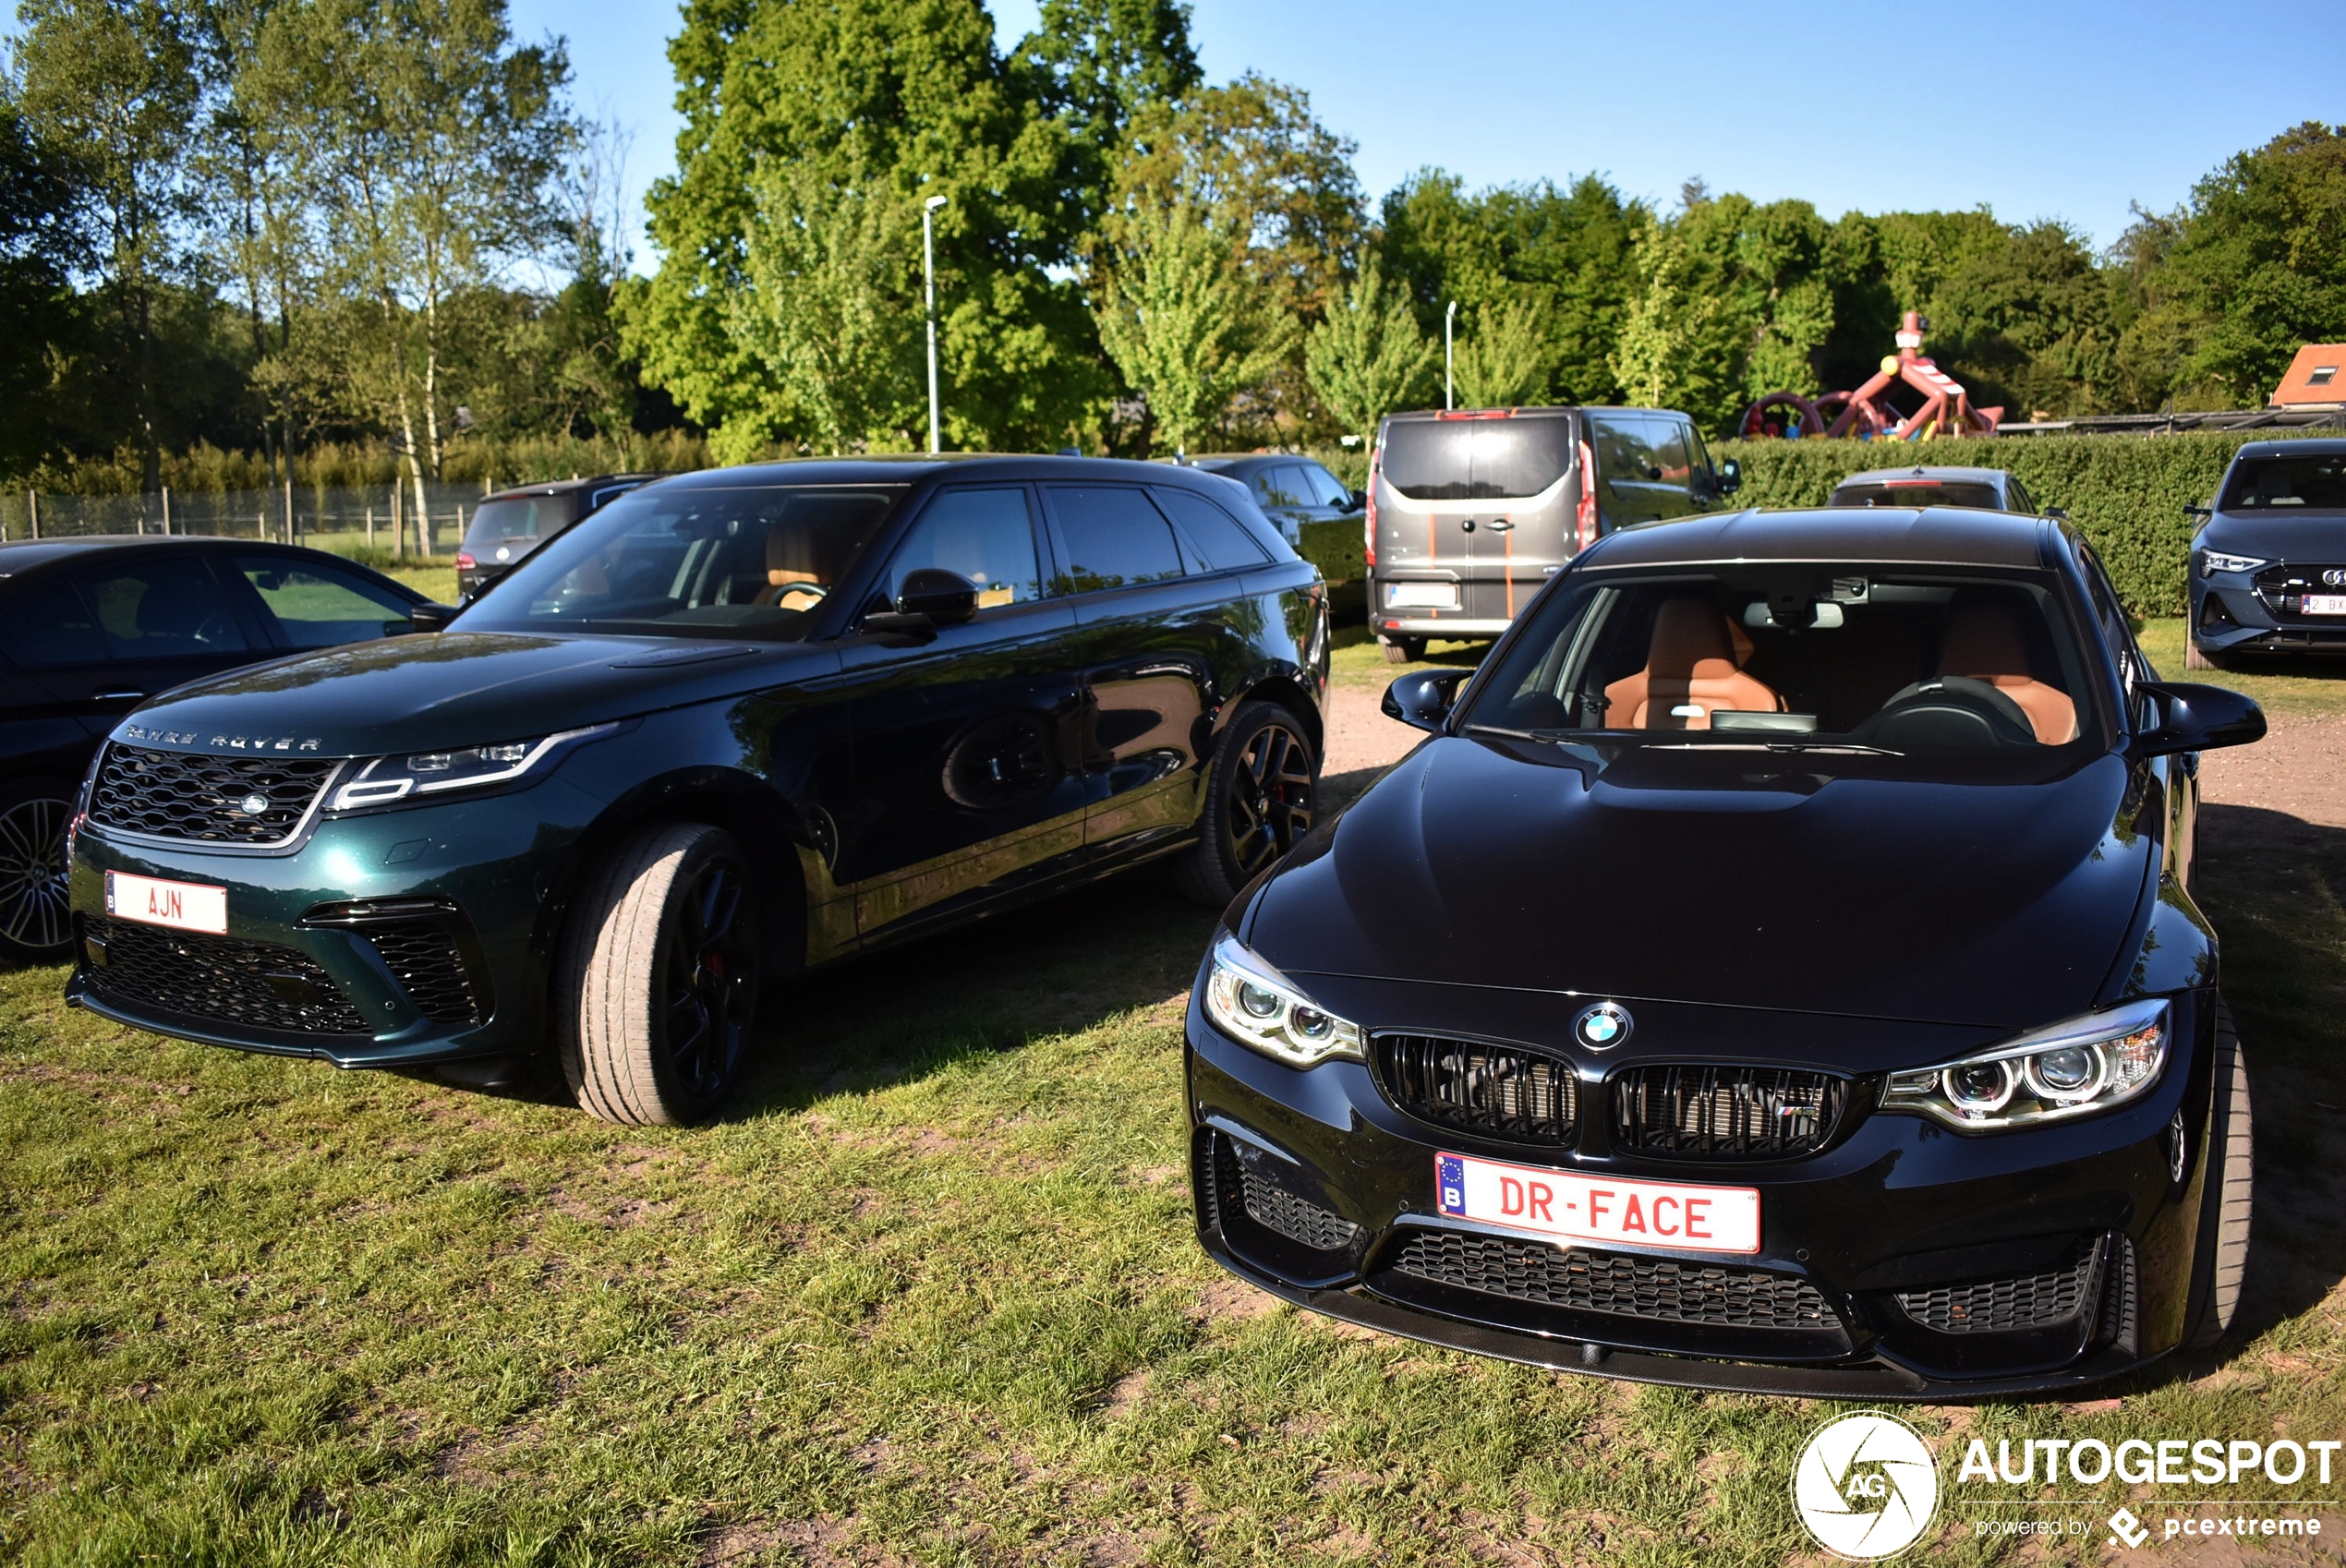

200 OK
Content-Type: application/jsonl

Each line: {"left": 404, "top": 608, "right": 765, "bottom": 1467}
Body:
{"left": 1644, "top": 739, "right": 1905, "bottom": 757}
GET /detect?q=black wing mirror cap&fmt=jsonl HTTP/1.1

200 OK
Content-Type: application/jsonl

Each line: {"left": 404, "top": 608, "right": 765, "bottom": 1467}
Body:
{"left": 408, "top": 601, "right": 461, "bottom": 633}
{"left": 2043, "top": 505, "right": 2070, "bottom": 523}
{"left": 2137, "top": 681, "right": 2266, "bottom": 756}
{"left": 865, "top": 568, "right": 981, "bottom": 635}
{"left": 1382, "top": 668, "right": 1477, "bottom": 733}
{"left": 2184, "top": 503, "right": 2214, "bottom": 519}
{"left": 1716, "top": 457, "right": 1743, "bottom": 494}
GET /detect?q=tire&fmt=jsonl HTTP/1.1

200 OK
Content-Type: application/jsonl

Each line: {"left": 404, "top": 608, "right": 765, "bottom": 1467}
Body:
{"left": 556, "top": 822, "right": 763, "bottom": 1126}
{"left": 0, "top": 778, "right": 77, "bottom": 962}
{"left": 2184, "top": 639, "right": 2223, "bottom": 671}
{"left": 1173, "top": 702, "right": 1320, "bottom": 908}
{"left": 2183, "top": 1000, "right": 2253, "bottom": 1350}
{"left": 1380, "top": 637, "right": 1426, "bottom": 665}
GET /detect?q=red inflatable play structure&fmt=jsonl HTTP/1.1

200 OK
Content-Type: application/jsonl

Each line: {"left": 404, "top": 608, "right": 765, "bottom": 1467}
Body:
{"left": 1738, "top": 312, "right": 2002, "bottom": 440}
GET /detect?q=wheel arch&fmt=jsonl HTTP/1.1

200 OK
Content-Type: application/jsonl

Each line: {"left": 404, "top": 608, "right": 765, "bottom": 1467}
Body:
{"left": 1227, "top": 672, "right": 1324, "bottom": 764}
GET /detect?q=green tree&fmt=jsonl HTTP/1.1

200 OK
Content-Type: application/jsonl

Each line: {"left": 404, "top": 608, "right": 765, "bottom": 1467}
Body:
{"left": 13, "top": 0, "right": 200, "bottom": 494}
{"left": 1094, "top": 199, "right": 1293, "bottom": 454}
{"left": 0, "top": 85, "right": 85, "bottom": 475}
{"left": 1452, "top": 294, "right": 1551, "bottom": 408}
{"left": 1305, "top": 252, "right": 1434, "bottom": 440}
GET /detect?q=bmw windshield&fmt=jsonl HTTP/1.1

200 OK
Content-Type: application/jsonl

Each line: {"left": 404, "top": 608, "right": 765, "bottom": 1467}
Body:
{"left": 1459, "top": 564, "right": 2110, "bottom": 772}
{"left": 460, "top": 483, "right": 906, "bottom": 640}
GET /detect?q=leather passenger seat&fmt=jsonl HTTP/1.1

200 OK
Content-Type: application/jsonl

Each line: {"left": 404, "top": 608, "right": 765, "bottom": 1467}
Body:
{"left": 1604, "top": 598, "right": 1785, "bottom": 730}
{"left": 1940, "top": 597, "right": 2077, "bottom": 744}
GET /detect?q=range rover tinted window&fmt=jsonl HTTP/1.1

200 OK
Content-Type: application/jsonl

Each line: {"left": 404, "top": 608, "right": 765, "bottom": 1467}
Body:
{"left": 1381, "top": 416, "right": 1575, "bottom": 500}
{"left": 885, "top": 487, "right": 1044, "bottom": 609}
{"left": 1154, "top": 487, "right": 1270, "bottom": 571}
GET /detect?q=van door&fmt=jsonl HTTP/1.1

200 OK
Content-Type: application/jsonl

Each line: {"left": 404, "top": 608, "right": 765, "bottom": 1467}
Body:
{"left": 1588, "top": 412, "right": 1666, "bottom": 531}
{"left": 1371, "top": 413, "right": 1576, "bottom": 638}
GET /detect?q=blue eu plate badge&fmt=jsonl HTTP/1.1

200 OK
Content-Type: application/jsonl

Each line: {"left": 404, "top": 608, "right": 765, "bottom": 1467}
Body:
{"left": 1437, "top": 1154, "right": 1466, "bottom": 1216}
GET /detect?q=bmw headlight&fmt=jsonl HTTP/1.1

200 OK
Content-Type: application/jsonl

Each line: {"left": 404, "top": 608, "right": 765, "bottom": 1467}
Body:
{"left": 329, "top": 724, "right": 617, "bottom": 811}
{"left": 1880, "top": 999, "right": 2169, "bottom": 1130}
{"left": 2198, "top": 550, "right": 2267, "bottom": 577}
{"left": 1203, "top": 931, "right": 1363, "bottom": 1067}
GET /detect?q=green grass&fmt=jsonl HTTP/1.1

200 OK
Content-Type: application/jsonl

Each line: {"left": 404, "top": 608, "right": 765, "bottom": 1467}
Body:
{"left": 6, "top": 634, "right": 2346, "bottom": 1562}
{"left": 2139, "top": 617, "right": 2346, "bottom": 718}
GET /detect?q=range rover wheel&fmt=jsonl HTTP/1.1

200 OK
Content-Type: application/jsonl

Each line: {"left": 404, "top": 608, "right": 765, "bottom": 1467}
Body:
{"left": 0, "top": 778, "right": 76, "bottom": 963}
{"left": 2184, "top": 640, "right": 2223, "bottom": 671}
{"left": 557, "top": 822, "right": 762, "bottom": 1126}
{"left": 1174, "top": 702, "right": 1318, "bottom": 908}
{"left": 1381, "top": 636, "right": 1427, "bottom": 665}
{"left": 2183, "top": 1001, "right": 2253, "bottom": 1350}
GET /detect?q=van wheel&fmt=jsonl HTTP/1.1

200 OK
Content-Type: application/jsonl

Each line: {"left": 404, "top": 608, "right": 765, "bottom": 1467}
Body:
{"left": 2184, "top": 640, "right": 2223, "bottom": 671}
{"left": 557, "top": 822, "right": 762, "bottom": 1126}
{"left": 0, "top": 778, "right": 76, "bottom": 962}
{"left": 2183, "top": 1001, "right": 2252, "bottom": 1350}
{"left": 1174, "top": 703, "right": 1319, "bottom": 908}
{"left": 1381, "top": 637, "right": 1426, "bottom": 664}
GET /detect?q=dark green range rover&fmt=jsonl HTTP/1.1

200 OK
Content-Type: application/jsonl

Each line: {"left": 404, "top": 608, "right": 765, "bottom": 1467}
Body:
{"left": 66, "top": 457, "right": 1331, "bottom": 1123}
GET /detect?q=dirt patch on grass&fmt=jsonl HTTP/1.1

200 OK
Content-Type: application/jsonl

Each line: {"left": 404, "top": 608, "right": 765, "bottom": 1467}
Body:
{"left": 1191, "top": 1277, "right": 1283, "bottom": 1322}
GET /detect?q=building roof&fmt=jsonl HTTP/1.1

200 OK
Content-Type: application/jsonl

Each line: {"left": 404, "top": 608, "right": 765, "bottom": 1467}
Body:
{"left": 2270, "top": 344, "right": 2346, "bottom": 408}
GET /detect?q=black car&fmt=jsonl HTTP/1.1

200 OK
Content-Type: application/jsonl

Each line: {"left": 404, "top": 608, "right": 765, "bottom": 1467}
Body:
{"left": 454, "top": 474, "right": 656, "bottom": 598}
{"left": 0, "top": 537, "right": 425, "bottom": 960}
{"left": 2186, "top": 439, "right": 2346, "bottom": 668}
{"left": 1829, "top": 464, "right": 2046, "bottom": 515}
{"left": 67, "top": 458, "right": 1331, "bottom": 1124}
{"left": 1184, "top": 454, "right": 1361, "bottom": 544}
{"left": 1187, "top": 504, "right": 2265, "bottom": 1397}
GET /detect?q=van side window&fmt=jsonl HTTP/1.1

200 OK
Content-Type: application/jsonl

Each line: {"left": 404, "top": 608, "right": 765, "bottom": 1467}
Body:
{"left": 1044, "top": 485, "right": 1185, "bottom": 592}
{"left": 1686, "top": 424, "right": 1717, "bottom": 488}
{"left": 1590, "top": 414, "right": 1653, "bottom": 485}
{"left": 1646, "top": 416, "right": 1691, "bottom": 487}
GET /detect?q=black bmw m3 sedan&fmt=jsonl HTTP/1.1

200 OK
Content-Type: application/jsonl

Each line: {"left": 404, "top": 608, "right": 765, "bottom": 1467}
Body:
{"left": 1188, "top": 504, "right": 2266, "bottom": 1397}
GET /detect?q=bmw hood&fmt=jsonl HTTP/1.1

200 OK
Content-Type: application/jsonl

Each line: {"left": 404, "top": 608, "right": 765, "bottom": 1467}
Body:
{"left": 112, "top": 633, "right": 840, "bottom": 757}
{"left": 1247, "top": 735, "right": 2152, "bottom": 1032}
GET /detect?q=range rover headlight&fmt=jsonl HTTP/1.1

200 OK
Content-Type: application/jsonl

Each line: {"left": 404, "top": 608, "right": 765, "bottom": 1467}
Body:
{"left": 1203, "top": 931, "right": 1363, "bottom": 1067}
{"left": 329, "top": 723, "right": 617, "bottom": 811}
{"left": 1880, "top": 998, "right": 2169, "bottom": 1131}
{"left": 2198, "top": 550, "right": 2267, "bottom": 577}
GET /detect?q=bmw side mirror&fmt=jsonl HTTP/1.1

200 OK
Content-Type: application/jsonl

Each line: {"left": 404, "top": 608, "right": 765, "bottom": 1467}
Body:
{"left": 2135, "top": 681, "right": 2266, "bottom": 756}
{"left": 1382, "top": 668, "right": 1475, "bottom": 733}
{"left": 408, "top": 602, "right": 460, "bottom": 633}
{"left": 1717, "top": 458, "right": 1742, "bottom": 495}
{"left": 865, "top": 569, "right": 980, "bottom": 635}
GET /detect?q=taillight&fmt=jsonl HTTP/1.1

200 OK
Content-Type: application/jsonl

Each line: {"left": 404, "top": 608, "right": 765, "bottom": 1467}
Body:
{"left": 1363, "top": 450, "right": 1380, "bottom": 569}
{"left": 1574, "top": 440, "right": 1597, "bottom": 551}
{"left": 455, "top": 551, "right": 477, "bottom": 570}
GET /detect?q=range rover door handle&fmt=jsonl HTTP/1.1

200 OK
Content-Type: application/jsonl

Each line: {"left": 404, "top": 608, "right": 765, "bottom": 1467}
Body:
{"left": 93, "top": 690, "right": 145, "bottom": 702}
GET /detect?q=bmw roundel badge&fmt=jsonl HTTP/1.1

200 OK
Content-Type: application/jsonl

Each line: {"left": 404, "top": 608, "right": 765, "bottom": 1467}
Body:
{"left": 1573, "top": 1001, "right": 1632, "bottom": 1051}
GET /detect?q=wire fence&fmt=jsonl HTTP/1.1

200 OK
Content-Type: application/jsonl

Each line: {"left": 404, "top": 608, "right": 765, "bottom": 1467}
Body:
{"left": 0, "top": 482, "right": 497, "bottom": 561}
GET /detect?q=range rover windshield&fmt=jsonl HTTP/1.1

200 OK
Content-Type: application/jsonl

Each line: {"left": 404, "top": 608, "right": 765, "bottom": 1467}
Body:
{"left": 1460, "top": 565, "right": 2106, "bottom": 766}
{"left": 460, "top": 484, "right": 905, "bottom": 640}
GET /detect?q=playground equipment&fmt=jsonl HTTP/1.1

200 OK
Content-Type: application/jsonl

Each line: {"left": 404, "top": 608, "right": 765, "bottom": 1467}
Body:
{"left": 1738, "top": 312, "right": 2002, "bottom": 440}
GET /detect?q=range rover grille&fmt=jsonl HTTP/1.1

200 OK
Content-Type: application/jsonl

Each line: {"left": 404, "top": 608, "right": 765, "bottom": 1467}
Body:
{"left": 84, "top": 915, "right": 368, "bottom": 1035}
{"left": 1387, "top": 1228, "right": 1837, "bottom": 1331}
{"left": 1611, "top": 1064, "right": 1847, "bottom": 1159}
{"left": 1374, "top": 1034, "right": 1578, "bottom": 1146}
{"left": 88, "top": 746, "right": 338, "bottom": 846}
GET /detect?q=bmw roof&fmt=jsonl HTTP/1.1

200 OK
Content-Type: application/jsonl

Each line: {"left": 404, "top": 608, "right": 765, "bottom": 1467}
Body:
{"left": 1584, "top": 506, "right": 2053, "bottom": 570}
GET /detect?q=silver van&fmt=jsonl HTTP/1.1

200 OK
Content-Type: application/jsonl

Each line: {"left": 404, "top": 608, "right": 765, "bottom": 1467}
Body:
{"left": 1367, "top": 406, "right": 1737, "bottom": 661}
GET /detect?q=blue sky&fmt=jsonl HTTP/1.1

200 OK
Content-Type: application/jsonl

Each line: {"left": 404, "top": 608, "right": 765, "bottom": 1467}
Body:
{"left": 514, "top": 0, "right": 2343, "bottom": 271}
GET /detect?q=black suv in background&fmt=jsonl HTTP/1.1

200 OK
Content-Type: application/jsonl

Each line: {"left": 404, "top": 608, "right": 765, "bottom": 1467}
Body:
{"left": 67, "top": 457, "right": 1331, "bottom": 1125}
{"left": 456, "top": 474, "right": 657, "bottom": 597}
{"left": 1185, "top": 454, "right": 1363, "bottom": 544}
{"left": 1367, "top": 407, "right": 1736, "bottom": 662}
{"left": 2186, "top": 439, "right": 2346, "bottom": 669}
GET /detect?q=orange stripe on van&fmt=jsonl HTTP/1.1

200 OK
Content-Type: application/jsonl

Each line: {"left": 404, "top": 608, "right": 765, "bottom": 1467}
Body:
{"left": 1504, "top": 525, "right": 1515, "bottom": 619}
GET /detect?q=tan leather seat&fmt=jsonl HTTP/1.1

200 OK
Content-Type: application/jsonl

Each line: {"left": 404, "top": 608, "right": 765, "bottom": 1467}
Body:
{"left": 755, "top": 525, "right": 826, "bottom": 609}
{"left": 1941, "top": 597, "right": 2076, "bottom": 744}
{"left": 1603, "top": 598, "right": 1785, "bottom": 730}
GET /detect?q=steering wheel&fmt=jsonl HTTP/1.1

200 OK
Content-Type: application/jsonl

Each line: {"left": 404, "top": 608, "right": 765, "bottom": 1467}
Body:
{"left": 1853, "top": 677, "right": 2038, "bottom": 749}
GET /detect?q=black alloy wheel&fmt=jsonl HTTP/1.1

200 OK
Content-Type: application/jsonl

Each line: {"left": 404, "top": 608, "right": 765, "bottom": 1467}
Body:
{"left": 0, "top": 784, "right": 75, "bottom": 961}
{"left": 1176, "top": 702, "right": 1319, "bottom": 907}
{"left": 661, "top": 853, "right": 759, "bottom": 1102}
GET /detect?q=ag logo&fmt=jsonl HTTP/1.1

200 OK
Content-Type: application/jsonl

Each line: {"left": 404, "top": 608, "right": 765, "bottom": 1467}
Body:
{"left": 1791, "top": 1411, "right": 1939, "bottom": 1560}
{"left": 1572, "top": 1001, "right": 1632, "bottom": 1051}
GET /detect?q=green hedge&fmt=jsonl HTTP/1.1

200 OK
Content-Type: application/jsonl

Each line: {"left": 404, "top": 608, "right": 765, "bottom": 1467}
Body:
{"left": 1714, "top": 431, "right": 2311, "bottom": 618}
{"left": 1297, "top": 514, "right": 1365, "bottom": 586}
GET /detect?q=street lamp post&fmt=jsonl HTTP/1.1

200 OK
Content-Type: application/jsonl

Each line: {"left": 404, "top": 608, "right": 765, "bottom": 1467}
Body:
{"left": 1445, "top": 300, "right": 1457, "bottom": 410}
{"left": 923, "top": 193, "right": 949, "bottom": 454}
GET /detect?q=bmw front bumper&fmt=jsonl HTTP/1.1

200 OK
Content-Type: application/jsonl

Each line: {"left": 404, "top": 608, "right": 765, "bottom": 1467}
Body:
{"left": 65, "top": 778, "right": 605, "bottom": 1068}
{"left": 1186, "top": 981, "right": 2219, "bottom": 1400}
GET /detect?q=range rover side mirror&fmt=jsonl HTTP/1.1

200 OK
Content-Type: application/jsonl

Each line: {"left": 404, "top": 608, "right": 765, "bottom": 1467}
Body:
{"left": 408, "top": 601, "right": 460, "bottom": 633}
{"left": 2135, "top": 681, "right": 2266, "bottom": 756}
{"left": 1717, "top": 458, "right": 1743, "bottom": 495}
{"left": 865, "top": 569, "right": 980, "bottom": 635}
{"left": 1382, "top": 668, "right": 1476, "bottom": 733}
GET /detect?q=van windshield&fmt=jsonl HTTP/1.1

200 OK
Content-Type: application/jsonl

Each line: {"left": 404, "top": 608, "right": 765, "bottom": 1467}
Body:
{"left": 460, "top": 485, "right": 905, "bottom": 640}
{"left": 1460, "top": 565, "right": 2105, "bottom": 770}
{"left": 1381, "top": 416, "right": 1576, "bottom": 500}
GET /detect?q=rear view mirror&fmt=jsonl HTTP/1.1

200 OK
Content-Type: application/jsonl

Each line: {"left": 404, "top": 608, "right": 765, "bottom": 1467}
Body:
{"left": 1382, "top": 668, "right": 1475, "bottom": 733}
{"left": 2135, "top": 681, "right": 2265, "bottom": 756}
